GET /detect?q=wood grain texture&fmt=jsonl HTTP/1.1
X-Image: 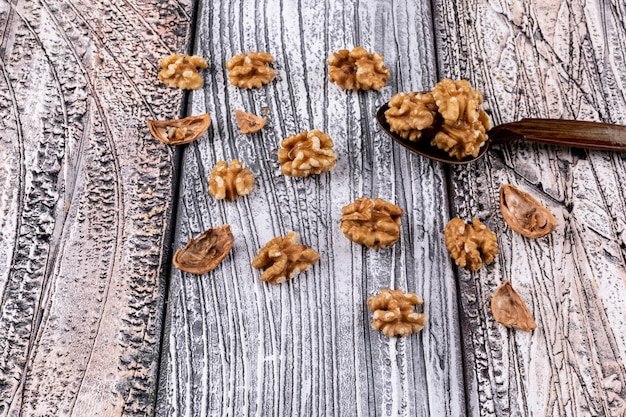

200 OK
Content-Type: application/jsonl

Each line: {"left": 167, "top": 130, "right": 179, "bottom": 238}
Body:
{"left": 0, "top": 0, "right": 191, "bottom": 415}
{"left": 434, "top": 1, "right": 626, "bottom": 416}
{"left": 156, "top": 1, "right": 465, "bottom": 416}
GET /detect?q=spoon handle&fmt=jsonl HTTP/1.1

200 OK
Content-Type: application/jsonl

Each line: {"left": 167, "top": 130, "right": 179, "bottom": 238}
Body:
{"left": 489, "top": 118, "right": 626, "bottom": 152}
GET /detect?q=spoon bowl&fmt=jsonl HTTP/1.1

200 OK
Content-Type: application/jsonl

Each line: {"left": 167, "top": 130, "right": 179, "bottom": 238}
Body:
{"left": 376, "top": 101, "right": 626, "bottom": 164}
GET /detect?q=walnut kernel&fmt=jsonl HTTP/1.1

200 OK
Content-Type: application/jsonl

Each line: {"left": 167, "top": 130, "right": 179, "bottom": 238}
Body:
{"left": 173, "top": 225, "right": 234, "bottom": 274}
{"left": 235, "top": 110, "right": 266, "bottom": 134}
{"left": 444, "top": 218, "right": 498, "bottom": 271}
{"left": 491, "top": 280, "right": 537, "bottom": 332}
{"left": 500, "top": 184, "right": 557, "bottom": 238}
{"left": 278, "top": 130, "right": 337, "bottom": 176}
{"left": 367, "top": 289, "right": 426, "bottom": 337}
{"left": 226, "top": 52, "right": 276, "bottom": 88}
{"left": 328, "top": 46, "right": 390, "bottom": 91}
{"left": 147, "top": 113, "right": 211, "bottom": 145}
{"left": 340, "top": 198, "right": 404, "bottom": 249}
{"left": 252, "top": 231, "right": 320, "bottom": 284}
{"left": 208, "top": 160, "right": 255, "bottom": 201}
{"left": 384, "top": 92, "right": 437, "bottom": 141}
{"left": 430, "top": 79, "right": 491, "bottom": 159}
{"left": 158, "top": 54, "right": 208, "bottom": 90}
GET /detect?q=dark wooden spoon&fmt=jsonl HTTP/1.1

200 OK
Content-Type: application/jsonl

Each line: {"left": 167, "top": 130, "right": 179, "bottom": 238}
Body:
{"left": 376, "top": 102, "right": 626, "bottom": 164}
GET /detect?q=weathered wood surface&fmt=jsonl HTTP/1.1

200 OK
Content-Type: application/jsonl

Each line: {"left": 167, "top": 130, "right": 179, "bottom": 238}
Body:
{"left": 0, "top": 0, "right": 191, "bottom": 415}
{"left": 436, "top": 1, "right": 626, "bottom": 416}
{"left": 156, "top": 1, "right": 466, "bottom": 416}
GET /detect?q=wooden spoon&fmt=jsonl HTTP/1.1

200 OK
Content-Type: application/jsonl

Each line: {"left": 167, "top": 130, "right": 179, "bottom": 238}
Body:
{"left": 376, "top": 102, "right": 626, "bottom": 164}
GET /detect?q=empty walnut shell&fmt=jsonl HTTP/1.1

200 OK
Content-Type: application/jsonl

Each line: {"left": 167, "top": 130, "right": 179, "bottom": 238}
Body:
{"left": 235, "top": 110, "right": 266, "bottom": 134}
{"left": 173, "top": 224, "right": 234, "bottom": 274}
{"left": 500, "top": 184, "right": 557, "bottom": 238}
{"left": 491, "top": 280, "right": 537, "bottom": 332}
{"left": 147, "top": 113, "right": 211, "bottom": 145}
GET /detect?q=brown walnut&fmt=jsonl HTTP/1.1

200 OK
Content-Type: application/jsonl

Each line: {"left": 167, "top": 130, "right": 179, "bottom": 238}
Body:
{"left": 278, "top": 130, "right": 337, "bottom": 177}
{"left": 385, "top": 92, "right": 438, "bottom": 141}
{"left": 367, "top": 289, "right": 426, "bottom": 337}
{"left": 147, "top": 113, "right": 211, "bottom": 145}
{"left": 252, "top": 231, "right": 320, "bottom": 284}
{"left": 340, "top": 198, "right": 404, "bottom": 249}
{"left": 173, "top": 225, "right": 234, "bottom": 274}
{"left": 226, "top": 52, "right": 276, "bottom": 88}
{"left": 491, "top": 280, "right": 537, "bottom": 332}
{"left": 208, "top": 160, "right": 255, "bottom": 201}
{"left": 158, "top": 54, "right": 208, "bottom": 90}
{"left": 444, "top": 218, "right": 498, "bottom": 271}
{"left": 235, "top": 110, "right": 266, "bottom": 134}
{"left": 328, "top": 46, "right": 390, "bottom": 91}
{"left": 500, "top": 184, "right": 558, "bottom": 238}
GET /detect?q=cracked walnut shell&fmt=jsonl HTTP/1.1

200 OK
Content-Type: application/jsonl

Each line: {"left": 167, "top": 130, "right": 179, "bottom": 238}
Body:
{"left": 385, "top": 92, "right": 437, "bottom": 141}
{"left": 430, "top": 78, "right": 491, "bottom": 159}
{"left": 340, "top": 198, "right": 404, "bottom": 249}
{"left": 226, "top": 52, "right": 276, "bottom": 88}
{"left": 173, "top": 225, "right": 234, "bottom": 274}
{"left": 158, "top": 54, "right": 208, "bottom": 90}
{"left": 491, "top": 280, "right": 537, "bottom": 332}
{"left": 208, "top": 160, "right": 255, "bottom": 201}
{"left": 328, "top": 46, "right": 390, "bottom": 91}
{"left": 235, "top": 110, "right": 266, "bottom": 134}
{"left": 367, "top": 289, "right": 426, "bottom": 337}
{"left": 500, "top": 184, "right": 557, "bottom": 238}
{"left": 444, "top": 218, "right": 498, "bottom": 271}
{"left": 252, "top": 231, "right": 320, "bottom": 284}
{"left": 278, "top": 130, "right": 337, "bottom": 176}
{"left": 147, "top": 113, "right": 211, "bottom": 145}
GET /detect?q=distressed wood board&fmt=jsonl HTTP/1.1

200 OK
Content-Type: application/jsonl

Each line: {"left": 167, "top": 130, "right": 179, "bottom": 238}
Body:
{"left": 0, "top": 0, "right": 191, "bottom": 415}
{"left": 156, "top": 0, "right": 466, "bottom": 416}
{"left": 435, "top": 1, "right": 626, "bottom": 416}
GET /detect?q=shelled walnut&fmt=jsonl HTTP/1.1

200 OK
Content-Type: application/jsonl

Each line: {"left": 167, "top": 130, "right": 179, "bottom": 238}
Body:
{"left": 384, "top": 92, "right": 437, "bottom": 141}
{"left": 147, "top": 113, "right": 211, "bottom": 145}
{"left": 235, "top": 110, "right": 266, "bottom": 134}
{"left": 226, "top": 52, "right": 276, "bottom": 88}
{"left": 328, "top": 46, "right": 390, "bottom": 90}
{"left": 491, "top": 281, "right": 537, "bottom": 332}
{"left": 173, "top": 225, "right": 234, "bottom": 274}
{"left": 430, "top": 79, "right": 491, "bottom": 159}
{"left": 278, "top": 130, "right": 337, "bottom": 176}
{"left": 367, "top": 289, "right": 426, "bottom": 337}
{"left": 208, "top": 160, "right": 255, "bottom": 201}
{"left": 252, "top": 231, "right": 320, "bottom": 284}
{"left": 340, "top": 198, "right": 404, "bottom": 249}
{"left": 500, "top": 184, "right": 557, "bottom": 238}
{"left": 158, "top": 54, "right": 208, "bottom": 90}
{"left": 444, "top": 218, "right": 498, "bottom": 271}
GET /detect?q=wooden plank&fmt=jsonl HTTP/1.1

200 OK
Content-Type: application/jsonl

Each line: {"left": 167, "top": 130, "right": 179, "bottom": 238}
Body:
{"left": 156, "top": 0, "right": 465, "bottom": 416}
{"left": 0, "top": 0, "right": 191, "bottom": 415}
{"left": 434, "top": 1, "right": 626, "bottom": 416}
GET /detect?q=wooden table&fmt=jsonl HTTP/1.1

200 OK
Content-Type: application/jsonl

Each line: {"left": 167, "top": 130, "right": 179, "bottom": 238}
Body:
{"left": 1, "top": 0, "right": 625, "bottom": 416}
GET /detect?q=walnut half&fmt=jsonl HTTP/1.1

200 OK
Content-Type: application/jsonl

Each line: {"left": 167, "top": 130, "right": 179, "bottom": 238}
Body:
{"left": 491, "top": 280, "right": 537, "bottom": 332}
{"left": 158, "top": 54, "right": 208, "bottom": 90}
{"left": 147, "top": 113, "right": 211, "bottom": 145}
{"left": 278, "top": 130, "right": 337, "bottom": 177}
{"left": 173, "top": 225, "right": 234, "bottom": 274}
{"left": 500, "top": 184, "right": 557, "bottom": 238}
{"left": 444, "top": 218, "right": 498, "bottom": 271}
{"left": 367, "top": 289, "right": 426, "bottom": 337}
{"left": 208, "top": 160, "right": 255, "bottom": 201}
{"left": 226, "top": 52, "right": 276, "bottom": 89}
{"left": 328, "top": 46, "right": 390, "bottom": 91}
{"left": 252, "top": 231, "right": 320, "bottom": 284}
{"left": 384, "top": 92, "right": 437, "bottom": 141}
{"left": 340, "top": 198, "right": 404, "bottom": 249}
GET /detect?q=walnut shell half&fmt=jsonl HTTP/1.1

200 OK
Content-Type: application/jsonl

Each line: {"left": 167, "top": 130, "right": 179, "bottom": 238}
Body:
{"left": 173, "top": 224, "right": 234, "bottom": 274}
{"left": 500, "top": 184, "right": 557, "bottom": 238}
{"left": 491, "top": 280, "right": 537, "bottom": 332}
{"left": 235, "top": 110, "right": 266, "bottom": 134}
{"left": 147, "top": 113, "right": 211, "bottom": 145}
